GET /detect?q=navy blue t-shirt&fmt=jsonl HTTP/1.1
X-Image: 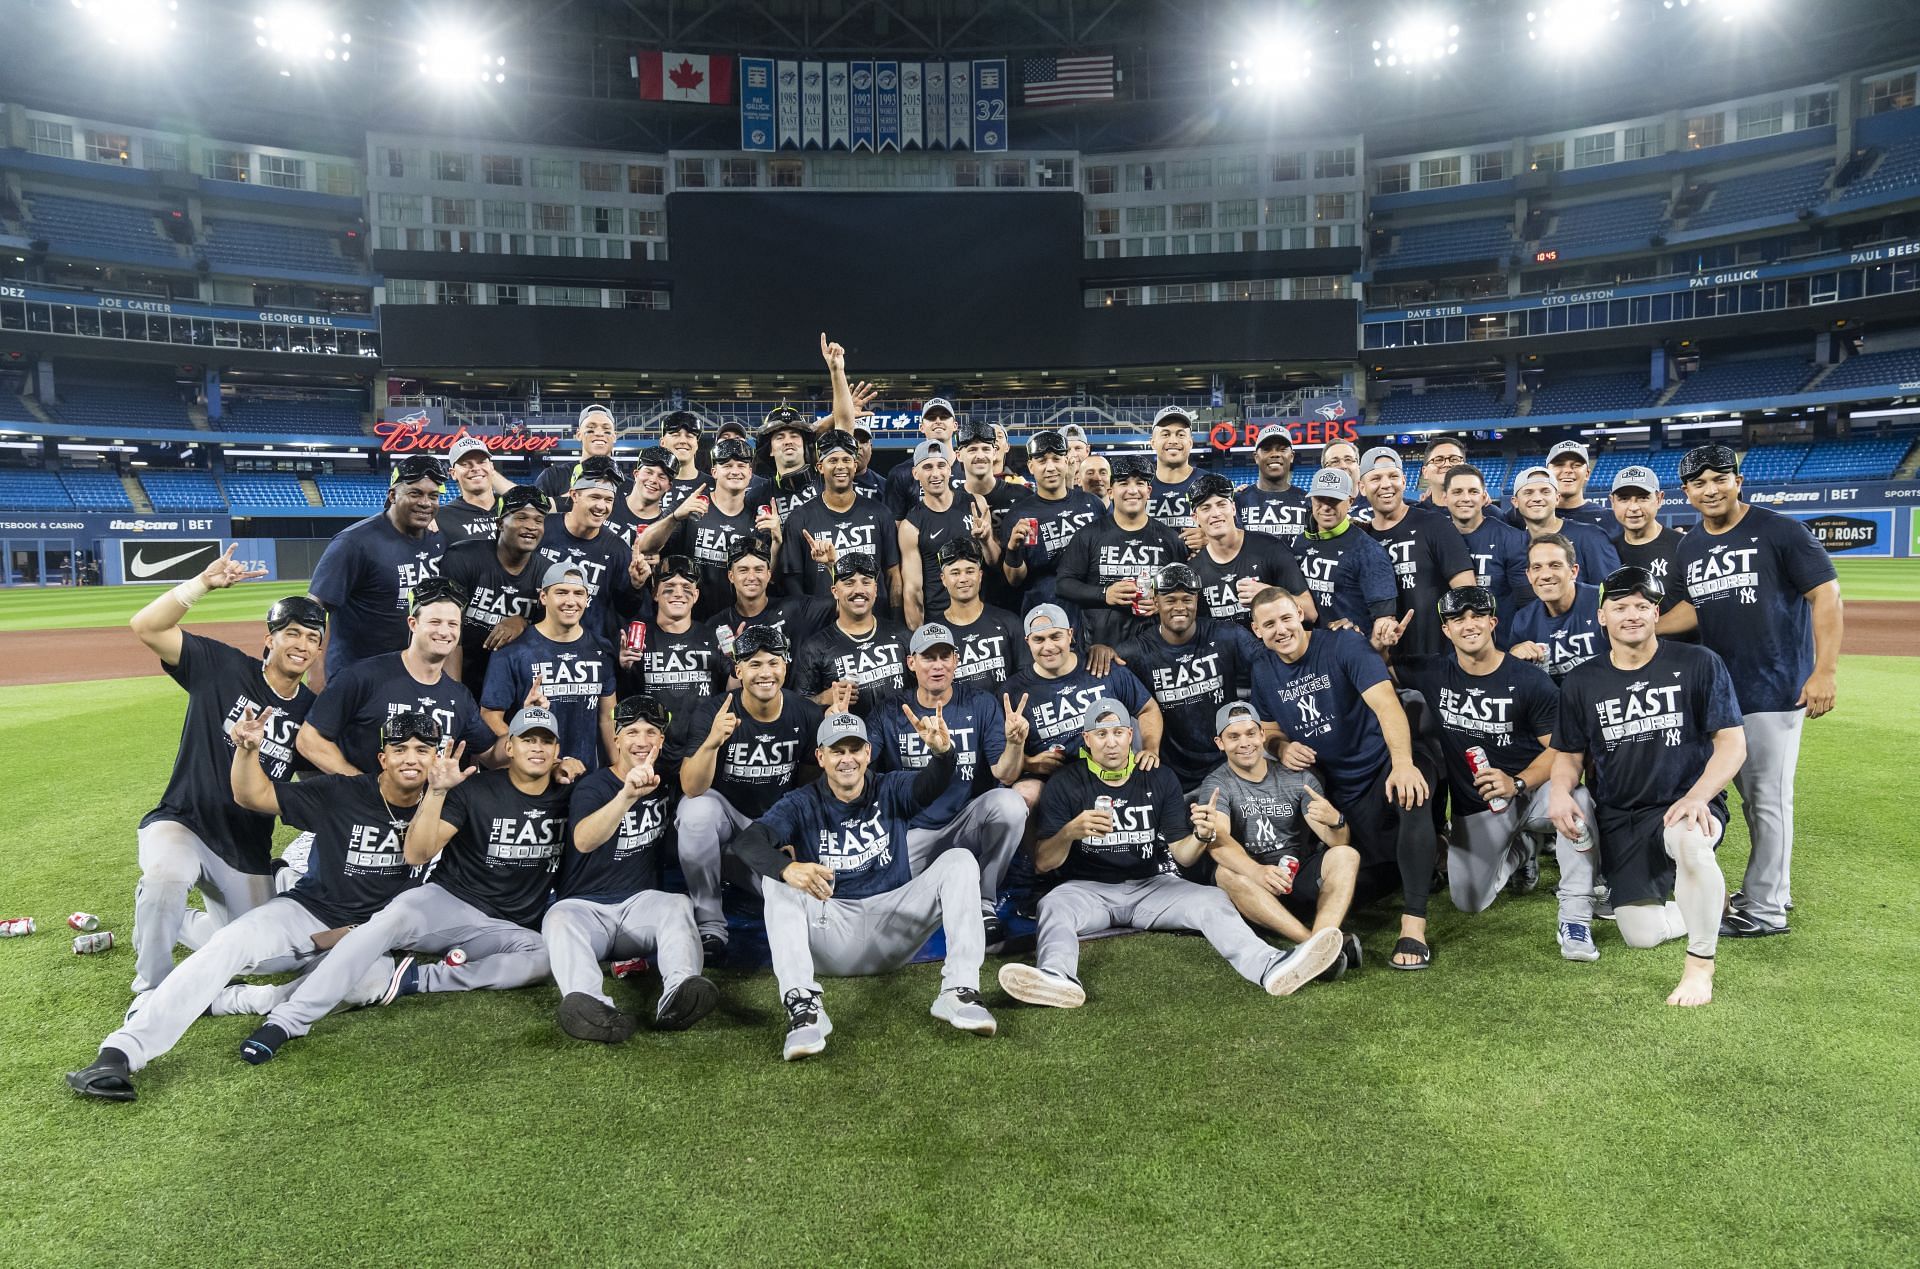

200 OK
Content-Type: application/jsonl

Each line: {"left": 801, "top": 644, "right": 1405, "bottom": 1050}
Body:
{"left": 1148, "top": 469, "right": 1202, "bottom": 530}
{"left": 1001, "top": 662, "right": 1153, "bottom": 758}
{"left": 869, "top": 686, "right": 1006, "bottom": 829}
{"left": 1552, "top": 640, "right": 1743, "bottom": 814}
{"left": 1190, "top": 533, "right": 1309, "bottom": 628}
{"left": 481, "top": 627, "right": 615, "bottom": 772}
{"left": 757, "top": 751, "right": 955, "bottom": 900}
{"left": 1509, "top": 584, "right": 1607, "bottom": 683}
{"left": 1000, "top": 488, "right": 1106, "bottom": 613}
{"left": 310, "top": 513, "right": 445, "bottom": 678}
{"left": 1549, "top": 518, "right": 1622, "bottom": 587}
{"left": 1116, "top": 618, "right": 1261, "bottom": 789}
{"left": 429, "top": 769, "right": 572, "bottom": 928}
{"left": 944, "top": 605, "right": 1030, "bottom": 691}
{"left": 1396, "top": 652, "right": 1560, "bottom": 817}
{"left": 674, "top": 689, "right": 824, "bottom": 818}
{"left": 276, "top": 774, "right": 424, "bottom": 927}
{"left": 555, "top": 766, "right": 672, "bottom": 904}
{"left": 534, "top": 514, "right": 636, "bottom": 643}
{"left": 1294, "top": 523, "right": 1398, "bottom": 631}
{"left": 1250, "top": 629, "right": 1391, "bottom": 806}
{"left": 1236, "top": 483, "right": 1310, "bottom": 547}
{"left": 1034, "top": 761, "right": 1189, "bottom": 884}
{"left": 1673, "top": 504, "right": 1837, "bottom": 714}
{"left": 1456, "top": 515, "right": 1533, "bottom": 641}
{"left": 305, "top": 652, "right": 496, "bottom": 776}
{"left": 1366, "top": 509, "right": 1477, "bottom": 659}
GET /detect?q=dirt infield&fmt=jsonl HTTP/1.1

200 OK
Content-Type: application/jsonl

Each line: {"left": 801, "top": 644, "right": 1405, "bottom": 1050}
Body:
{"left": 0, "top": 605, "right": 1912, "bottom": 688}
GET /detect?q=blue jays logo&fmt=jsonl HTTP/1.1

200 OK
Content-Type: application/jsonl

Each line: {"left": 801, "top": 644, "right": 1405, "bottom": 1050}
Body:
{"left": 397, "top": 408, "right": 433, "bottom": 425}
{"left": 879, "top": 69, "right": 896, "bottom": 89}
{"left": 805, "top": 69, "right": 821, "bottom": 87}
{"left": 831, "top": 69, "right": 846, "bottom": 86}
{"left": 750, "top": 128, "right": 768, "bottom": 144}
{"left": 1314, "top": 401, "right": 1349, "bottom": 421}
{"left": 780, "top": 68, "right": 796, "bottom": 86}
{"left": 853, "top": 69, "right": 872, "bottom": 90}
{"left": 983, "top": 130, "right": 999, "bottom": 145}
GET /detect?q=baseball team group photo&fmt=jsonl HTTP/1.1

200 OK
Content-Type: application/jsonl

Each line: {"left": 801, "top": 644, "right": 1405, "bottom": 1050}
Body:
{"left": 4, "top": 2, "right": 1919, "bottom": 1264}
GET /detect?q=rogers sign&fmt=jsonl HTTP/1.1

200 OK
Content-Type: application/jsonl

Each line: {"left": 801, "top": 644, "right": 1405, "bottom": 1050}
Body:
{"left": 374, "top": 420, "right": 560, "bottom": 454}
{"left": 1208, "top": 395, "right": 1360, "bottom": 450}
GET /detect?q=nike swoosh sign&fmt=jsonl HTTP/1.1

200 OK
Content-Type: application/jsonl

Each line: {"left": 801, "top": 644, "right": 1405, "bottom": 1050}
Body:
{"left": 130, "top": 544, "right": 217, "bottom": 579}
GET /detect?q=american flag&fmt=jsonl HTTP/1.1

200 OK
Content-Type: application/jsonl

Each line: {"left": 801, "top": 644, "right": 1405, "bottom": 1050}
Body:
{"left": 1021, "top": 54, "right": 1115, "bottom": 105}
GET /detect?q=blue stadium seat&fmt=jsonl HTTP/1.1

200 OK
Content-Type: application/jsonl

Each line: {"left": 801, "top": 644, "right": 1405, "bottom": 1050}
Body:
{"left": 1528, "top": 372, "right": 1661, "bottom": 418}
{"left": 1665, "top": 357, "right": 1813, "bottom": 406}
{"left": 1377, "top": 385, "right": 1513, "bottom": 425}
{"left": 201, "top": 218, "right": 362, "bottom": 277}
{"left": 1377, "top": 215, "right": 1516, "bottom": 269}
{"left": 1793, "top": 436, "right": 1916, "bottom": 482}
{"left": 56, "top": 470, "right": 131, "bottom": 509}
{"left": 0, "top": 469, "right": 73, "bottom": 508}
{"left": 21, "top": 192, "right": 188, "bottom": 266}
{"left": 1735, "top": 442, "right": 1813, "bottom": 484}
{"left": 1830, "top": 137, "right": 1920, "bottom": 207}
{"left": 221, "top": 474, "right": 311, "bottom": 513}
{"left": 1816, "top": 347, "right": 1920, "bottom": 392}
{"left": 1686, "top": 158, "right": 1832, "bottom": 229}
{"left": 140, "top": 470, "right": 227, "bottom": 511}
{"left": 45, "top": 382, "right": 193, "bottom": 431}
{"left": 216, "top": 397, "right": 368, "bottom": 436}
{"left": 313, "top": 472, "right": 392, "bottom": 511}
{"left": 1544, "top": 193, "right": 1668, "bottom": 254}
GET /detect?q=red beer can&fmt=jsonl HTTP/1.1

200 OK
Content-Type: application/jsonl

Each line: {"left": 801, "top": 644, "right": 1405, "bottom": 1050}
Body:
{"left": 1465, "top": 745, "right": 1511, "bottom": 812}
{"left": 626, "top": 621, "right": 648, "bottom": 654}
{"left": 1275, "top": 853, "right": 1301, "bottom": 887}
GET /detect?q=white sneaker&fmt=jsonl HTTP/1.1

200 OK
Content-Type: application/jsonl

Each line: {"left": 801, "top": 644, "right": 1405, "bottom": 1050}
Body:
{"left": 998, "top": 963, "right": 1086, "bottom": 1008}
{"left": 930, "top": 987, "right": 997, "bottom": 1036}
{"left": 781, "top": 989, "right": 829, "bottom": 1061}
{"left": 1558, "top": 920, "right": 1600, "bottom": 962}
{"left": 1262, "top": 926, "right": 1344, "bottom": 997}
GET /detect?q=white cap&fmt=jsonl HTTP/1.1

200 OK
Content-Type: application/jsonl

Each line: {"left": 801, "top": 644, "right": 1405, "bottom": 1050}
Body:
{"left": 449, "top": 436, "right": 490, "bottom": 465}
{"left": 1513, "top": 464, "right": 1555, "bottom": 493}
{"left": 1610, "top": 465, "right": 1660, "bottom": 494}
{"left": 920, "top": 397, "right": 956, "bottom": 421}
{"left": 1548, "top": 439, "right": 1591, "bottom": 464}
{"left": 1152, "top": 404, "right": 1195, "bottom": 429}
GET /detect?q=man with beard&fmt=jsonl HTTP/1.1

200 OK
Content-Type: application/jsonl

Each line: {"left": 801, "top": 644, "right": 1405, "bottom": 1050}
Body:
{"left": 1292, "top": 469, "right": 1399, "bottom": 647}
{"left": 884, "top": 398, "right": 962, "bottom": 519}
{"left": 638, "top": 436, "right": 782, "bottom": 615}
{"left": 483, "top": 562, "right": 617, "bottom": 780}
{"left": 1113, "top": 563, "right": 1262, "bottom": 792}
{"left": 1055, "top": 454, "right": 1188, "bottom": 656}
{"left": 781, "top": 430, "right": 902, "bottom": 607}
{"left": 1187, "top": 473, "right": 1313, "bottom": 630}
{"left": 930, "top": 539, "right": 1028, "bottom": 691}
{"left": 757, "top": 406, "right": 821, "bottom": 524}
{"left": 310, "top": 454, "right": 447, "bottom": 682}
{"left": 535, "top": 456, "right": 647, "bottom": 645}
{"left": 793, "top": 554, "right": 912, "bottom": 716}
{"left": 677, "top": 627, "right": 825, "bottom": 958}
{"left": 1510, "top": 464, "right": 1620, "bottom": 582}
{"left": 616, "top": 555, "right": 726, "bottom": 721}
{"left": 1235, "top": 425, "right": 1311, "bottom": 547}
{"left": 1509, "top": 535, "right": 1606, "bottom": 684}
{"left": 442, "top": 486, "right": 548, "bottom": 698}
{"left": 1001, "top": 604, "right": 1161, "bottom": 809}
{"left": 1438, "top": 465, "right": 1530, "bottom": 646}
{"left": 1001, "top": 428, "right": 1106, "bottom": 616}
{"left": 899, "top": 439, "right": 979, "bottom": 627}
{"left": 1358, "top": 448, "right": 1476, "bottom": 660}
{"left": 710, "top": 535, "right": 833, "bottom": 650}
{"left": 536, "top": 404, "right": 623, "bottom": 507}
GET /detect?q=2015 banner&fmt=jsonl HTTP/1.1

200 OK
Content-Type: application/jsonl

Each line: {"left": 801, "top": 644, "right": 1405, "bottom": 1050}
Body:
{"left": 737, "top": 55, "right": 1007, "bottom": 152}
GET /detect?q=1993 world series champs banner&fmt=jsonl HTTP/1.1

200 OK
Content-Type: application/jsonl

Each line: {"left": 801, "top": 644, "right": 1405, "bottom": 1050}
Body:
{"left": 741, "top": 57, "right": 1008, "bottom": 153}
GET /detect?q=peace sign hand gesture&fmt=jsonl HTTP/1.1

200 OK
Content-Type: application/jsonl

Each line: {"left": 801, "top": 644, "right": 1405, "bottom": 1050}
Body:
{"left": 969, "top": 494, "right": 993, "bottom": 543}
{"left": 1002, "top": 693, "right": 1031, "bottom": 751}
{"left": 902, "top": 702, "right": 953, "bottom": 755}
{"left": 429, "top": 740, "right": 478, "bottom": 793}
{"left": 231, "top": 704, "right": 274, "bottom": 752}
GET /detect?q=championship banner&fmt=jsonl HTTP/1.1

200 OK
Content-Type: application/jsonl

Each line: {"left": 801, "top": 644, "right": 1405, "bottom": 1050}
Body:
{"left": 900, "top": 61, "right": 924, "bottom": 148}
{"left": 801, "top": 60, "right": 825, "bottom": 148}
{"left": 739, "top": 56, "right": 776, "bottom": 152}
{"left": 947, "top": 60, "right": 971, "bottom": 150}
{"left": 972, "top": 57, "right": 1008, "bottom": 152}
{"left": 776, "top": 60, "right": 802, "bottom": 149}
{"left": 924, "top": 61, "right": 948, "bottom": 149}
{"left": 850, "top": 61, "right": 876, "bottom": 151}
{"left": 826, "top": 62, "right": 851, "bottom": 150}
{"left": 876, "top": 60, "right": 901, "bottom": 151}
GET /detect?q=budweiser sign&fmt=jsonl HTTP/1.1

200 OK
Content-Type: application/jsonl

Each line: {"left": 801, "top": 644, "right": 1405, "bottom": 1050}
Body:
{"left": 375, "top": 421, "right": 560, "bottom": 454}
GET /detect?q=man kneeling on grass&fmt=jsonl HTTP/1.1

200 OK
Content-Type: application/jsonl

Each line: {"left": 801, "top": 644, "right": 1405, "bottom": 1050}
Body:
{"left": 998, "top": 698, "right": 1343, "bottom": 1009}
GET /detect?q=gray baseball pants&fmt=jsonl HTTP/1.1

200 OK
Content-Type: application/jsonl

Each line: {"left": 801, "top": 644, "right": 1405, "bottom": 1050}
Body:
{"left": 675, "top": 790, "right": 750, "bottom": 943}
{"left": 543, "top": 891, "right": 702, "bottom": 1009}
{"left": 265, "top": 884, "right": 548, "bottom": 1039}
{"left": 1034, "top": 873, "right": 1279, "bottom": 986}
{"left": 132, "top": 820, "right": 279, "bottom": 993}
{"left": 1731, "top": 709, "right": 1803, "bottom": 927}
{"left": 763, "top": 848, "right": 985, "bottom": 1000}
{"left": 1449, "top": 784, "right": 1599, "bottom": 922}
{"left": 905, "top": 786, "right": 1025, "bottom": 905}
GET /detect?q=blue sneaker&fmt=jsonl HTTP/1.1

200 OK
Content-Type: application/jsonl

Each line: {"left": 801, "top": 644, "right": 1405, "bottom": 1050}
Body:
{"left": 377, "top": 955, "right": 419, "bottom": 1006}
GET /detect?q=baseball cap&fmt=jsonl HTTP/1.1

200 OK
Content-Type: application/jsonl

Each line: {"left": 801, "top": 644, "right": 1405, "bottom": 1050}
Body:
{"left": 1437, "top": 585, "right": 1498, "bottom": 620}
{"left": 496, "top": 485, "right": 551, "bottom": 519}
{"left": 914, "top": 440, "right": 951, "bottom": 465}
{"left": 1547, "top": 439, "right": 1591, "bottom": 465}
{"left": 577, "top": 403, "right": 615, "bottom": 428}
{"left": 508, "top": 706, "right": 560, "bottom": 738}
{"left": 1309, "top": 468, "right": 1355, "bottom": 500}
{"left": 1028, "top": 429, "right": 1068, "bottom": 457}
{"left": 1186, "top": 472, "right": 1237, "bottom": 509}
{"left": 853, "top": 424, "right": 874, "bottom": 443}
{"left": 1600, "top": 565, "right": 1666, "bottom": 606}
{"left": 1255, "top": 424, "right": 1294, "bottom": 449}
{"left": 953, "top": 419, "right": 997, "bottom": 449}
{"left": 1024, "top": 603, "right": 1071, "bottom": 636}
{"left": 733, "top": 625, "right": 791, "bottom": 661}
{"left": 449, "top": 435, "right": 491, "bottom": 465}
{"left": 1513, "top": 464, "right": 1555, "bottom": 494}
{"left": 1110, "top": 454, "right": 1154, "bottom": 484}
{"left": 1610, "top": 465, "right": 1660, "bottom": 494}
{"left": 711, "top": 437, "right": 755, "bottom": 466}
{"left": 1060, "top": 424, "right": 1088, "bottom": 444}
{"left": 1156, "top": 562, "right": 1202, "bottom": 595}
{"left": 613, "top": 694, "right": 671, "bottom": 732}
{"left": 407, "top": 577, "right": 467, "bottom": 613}
{"left": 1359, "top": 446, "right": 1403, "bottom": 475}
{"left": 539, "top": 561, "right": 589, "bottom": 591}
{"left": 266, "top": 595, "right": 327, "bottom": 633}
{"left": 380, "top": 711, "right": 443, "bottom": 749}
{"left": 1214, "top": 700, "right": 1262, "bottom": 735}
{"left": 716, "top": 418, "right": 750, "bottom": 441}
{"left": 816, "top": 429, "right": 858, "bottom": 460}
{"left": 727, "top": 533, "right": 775, "bottom": 566}
{"left": 572, "top": 456, "right": 622, "bottom": 491}
{"left": 935, "top": 537, "right": 982, "bottom": 570}
{"left": 817, "top": 712, "right": 869, "bottom": 748}
{"left": 919, "top": 397, "right": 956, "bottom": 421}
{"left": 910, "top": 622, "right": 957, "bottom": 655}
{"left": 1079, "top": 696, "right": 1135, "bottom": 734}
{"left": 1678, "top": 443, "right": 1740, "bottom": 483}
{"left": 635, "top": 445, "right": 676, "bottom": 474}
{"left": 832, "top": 552, "right": 878, "bottom": 581}
{"left": 660, "top": 410, "right": 701, "bottom": 438}
{"left": 1152, "top": 404, "right": 1195, "bottom": 429}
{"left": 389, "top": 455, "right": 447, "bottom": 487}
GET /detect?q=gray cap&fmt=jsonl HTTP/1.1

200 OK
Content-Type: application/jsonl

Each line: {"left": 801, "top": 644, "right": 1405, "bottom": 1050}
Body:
{"left": 817, "top": 712, "right": 869, "bottom": 748}
{"left": 1152, "top": 404, "right": 1195, "bottom": 428}
{"left": 1079, "top": 696, "right": 1135, "bottom": 734}
{"left": 509, "top": 706, "right": 559, "bottom": 738}
{"left": 913, "top": 440, "right": 951, "bottom": 465}
{"left": 1611, "top": 465, "right": 1660, "bottom": 494}
{"left": 1359, "top": 445, "right": 1403, "bottom": 475}
{"left": 920, "top": 397, "right": 956, "bottom": 420}
{"left": 1513, "top": 464, "right": 1555, "bottom": 493}
{"left": 910, "top": 622, "right": 957, "bottom": 654}
{"left": 449, "top": 435, "right": 490, "bottom": 465}
{"left": 1548, "top": 439, "right": 1591, "bottom": 464}
{"left": 540, "top": 560, "right": 589, "bottom": 590}
{"left": 1215, "top": 701, "right": 1263, "bottom": 735}
{"left": 1060, "top": 424, "right": 1088, "bottom": 442}
{"left": 1023, "top": 603, "right": 1072, "bottom": 636}
{"left": 1309, "top": 468, "right": 1354, "bottom": 500}
{"left": 1255, "top": 424, "right": 1294, "bottom": 449}
{"left": 577, "top": 403, "right": 615, "bottom": 426}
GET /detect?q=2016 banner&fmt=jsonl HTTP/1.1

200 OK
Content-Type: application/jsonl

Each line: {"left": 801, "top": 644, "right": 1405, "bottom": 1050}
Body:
{"left": 738, "top": 55, "right": 1007, "bottom": 152}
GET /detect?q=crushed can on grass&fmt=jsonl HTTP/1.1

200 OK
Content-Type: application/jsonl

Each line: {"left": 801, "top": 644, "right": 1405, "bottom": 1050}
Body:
{"left": 0, "top": 917, "right": 36, "bottom": 938}
{"left": 67, "top": 912, "right": 101, "bottom": 932}
{"left": 444, "top": 948, "right": 467, "bottom": 967}
{"left": 73, "top": 931, "right": 115, "bottom": 955}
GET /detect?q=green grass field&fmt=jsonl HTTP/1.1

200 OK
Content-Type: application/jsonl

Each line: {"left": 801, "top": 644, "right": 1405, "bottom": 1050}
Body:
{"left": 3, "top": 633, "right": 1918, "bottom": 1263}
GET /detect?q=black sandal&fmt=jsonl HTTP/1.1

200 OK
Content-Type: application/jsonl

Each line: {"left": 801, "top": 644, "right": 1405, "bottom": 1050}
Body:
{"left": 1389, "top": 936, "right": 1433, "bottom": 971}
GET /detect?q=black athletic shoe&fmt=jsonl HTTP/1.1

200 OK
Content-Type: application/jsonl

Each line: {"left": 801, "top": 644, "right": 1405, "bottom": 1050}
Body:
{"left": 1507, "top": 837, "right": 1541, "bottom": 895}
{"left": 700, "top": 934, "right": 729, "bottom": 966}
{"left": 982, "top": 906, "right": 1008, "bottom": 950}
{"left": 65, "top": 1049, "right": 136, "bottom": 1102}
{"left": 239, "top": 1024, "right": 288, "bottom": 1065}
{"left": 653, "top": 976, "right": 719, "bottom": 1032}
{"left": 1729, "top": 889, "right": 1795, "bottom": 914}
{"left": 1719, "top": 910, "right": 1790, "bottom": 939}
{"left": 557, "top": 992, "right": 637, "bottom": 1044}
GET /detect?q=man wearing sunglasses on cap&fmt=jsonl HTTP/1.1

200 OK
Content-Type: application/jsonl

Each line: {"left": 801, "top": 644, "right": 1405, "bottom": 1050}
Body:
{"left": 535, "top": 403, "right": 623, "bottom": 508}
{"left": 1394, "top": 586, "right": 1601, "bottom": 960}
{"left": 535, "top": 455, "right": 648, "bottom": 645}
{"left": 483, "top": 562, "right": 618, "bottom": 781}
{"left": 609, "top": 445, "right": 679, "bottom": 550}
{"left": 1236, "top": 425, "right": 1311, "bottom": 547}
{"left": 309, "top": 453, "right": 448, "bottom": 684}
{"left": 1550, "top": 567, "right": 1746, "bottom": 1007}
{"left": 1001, "top": 428, "right": 1106, "bottom": 615}
{"left": 441, "top": 486, "right": 550, "bottom": 698}
{"left": 635, "top": 436, "right": 782, "bottom": 616}
{"left": 297, "top": 579, "right": 504, "bottom": 779}
{"left": 780, "top": 429, "right": 903, "bottom": 609}
{"left": 617, "top": 555, "right": 726, "bottom": 722}
{"left": 1663, "top": 443, "right": 1841, "bottom": 938}
{"left": 794, "top": 553, "right": 912, "bottom": 717}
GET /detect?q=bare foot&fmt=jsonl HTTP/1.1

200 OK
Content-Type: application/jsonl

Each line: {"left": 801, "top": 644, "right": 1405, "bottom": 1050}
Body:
{"left": 1666, "top": 955, "right": 1715, "bottom": 1007}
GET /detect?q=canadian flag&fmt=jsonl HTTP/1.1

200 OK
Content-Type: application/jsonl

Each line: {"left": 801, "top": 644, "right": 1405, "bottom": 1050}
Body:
{"left": 635, "top": 50, "right": 733, "bottom": 104}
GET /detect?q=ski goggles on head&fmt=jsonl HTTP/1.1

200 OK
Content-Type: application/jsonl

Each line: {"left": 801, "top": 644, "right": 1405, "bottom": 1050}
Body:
{"left": 1600, "top": 566, "right": 1666, "bottom": 606}
{"left": 380, "top": 711, "right": 444, "bottom": 749}
{"left": 1027, "top": 429, "right": 1068, "bottom": 457}
{"left": 614, "top": 694, "right": 671, "bottom": 733}
{"left": 496, "top": 486, "right": 551, "bottom": 519}
{"left": 1437, "top": 585, "right": 1498, "bottom": 621}
{"left": 389, "top": 455, "right": 447, "bottom": 488}
{"left": 408, "top": 578, "right": 469, "bottom": 613}
{"left": 654, "top": 555, "right": 700, "bottom": 586}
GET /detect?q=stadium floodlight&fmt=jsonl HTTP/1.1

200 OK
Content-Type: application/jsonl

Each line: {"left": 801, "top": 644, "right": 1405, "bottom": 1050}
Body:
{"left": 252, "top": 5, "right": 351, "bottom": 69}
{"left": 417, "top": 28, "right": 508, "bottom": 85}
{"left": 1228, "top": 33, "right": 1314, "bottom": 90}
{"left": 1372, "top": 15, "right": 1461, "bottom": 71}
{"left": 70, "top": 0, "right": 179, "bottom": 47}
{"left": 1527, "top": 5, "right": 1620, "bottom": 50}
